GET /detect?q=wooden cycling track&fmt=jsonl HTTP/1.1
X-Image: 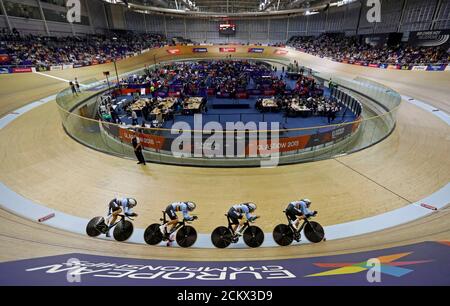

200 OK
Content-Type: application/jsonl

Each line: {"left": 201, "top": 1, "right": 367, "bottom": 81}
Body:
{"left": 0, "top": 45, "right": 449, "bottom": 262}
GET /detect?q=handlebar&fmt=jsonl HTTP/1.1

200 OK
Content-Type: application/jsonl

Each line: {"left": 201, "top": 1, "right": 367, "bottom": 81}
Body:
{"left": 184, "top": 215, "right": 198, "bottom": 222}
{"left": 121, "top": 213, "right": 137, "bottom": 221}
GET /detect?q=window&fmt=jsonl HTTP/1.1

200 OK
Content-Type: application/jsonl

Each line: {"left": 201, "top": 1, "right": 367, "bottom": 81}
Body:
{"left": 4, "top": 1, "right": 42, "bottom": 19}
{"left": 43, "top": 8, "right": 68, "bottom": 23}
{"left": 40, "top": 0, "right": 67, "bottom": 7}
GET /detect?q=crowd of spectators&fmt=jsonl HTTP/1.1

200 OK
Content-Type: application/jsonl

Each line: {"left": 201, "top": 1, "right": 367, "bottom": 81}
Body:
{"left": 125, "top": 60, "right": 283, "bottom": 98}
{"left": 0, "top": 28, "right": 167, "bottom": 69}
{"left": 256, "top": 73, "right": 341, "bottom": 122}
{"left": 288, "top": 33, "right": 449, "bottom": 66}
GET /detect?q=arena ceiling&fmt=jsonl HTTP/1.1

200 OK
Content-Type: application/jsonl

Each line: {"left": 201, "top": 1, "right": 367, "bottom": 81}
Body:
{"left": 105, "top": 0, "right": 358, "bottom": 17}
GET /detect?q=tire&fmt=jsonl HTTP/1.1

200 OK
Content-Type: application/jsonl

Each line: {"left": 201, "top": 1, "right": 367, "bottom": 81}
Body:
{"left": 144, "top": 223, "right": 163, "bottom": 245}
{"left": 211, "top": 226, "right": 233, "bottom": 248}
{"left": 86, "top": 217, "right": 104, "bottom": 237}
{"left": 272, "top": 224, "right": 294, "bottom": 246}
{"left": 243, "top": 226, "right": 264, "bottom": 248}
{"left": 113, "top": 220, "right": 134, "bottom": 242}
{"left": 176, "top": 225, "right": 197, "bottom": 248}
{"left": 304, "top": 221, "right": 325, "bottom": 243}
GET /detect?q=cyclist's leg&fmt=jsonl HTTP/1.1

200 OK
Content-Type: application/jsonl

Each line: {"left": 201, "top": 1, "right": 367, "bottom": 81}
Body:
{"left": 161, "top": 206, "right": 177, "bottom": 234}
{"left": 235, "top": 215, "right": 245, "bottom": 235}
{"left": 228, "top": 209, "right": 240, "bottom": 233}
{"left": 294, "top": 213, "right": 306, "bottom": 231}
{"left": 108, "top": 207, "right": 122, "bottom": 227}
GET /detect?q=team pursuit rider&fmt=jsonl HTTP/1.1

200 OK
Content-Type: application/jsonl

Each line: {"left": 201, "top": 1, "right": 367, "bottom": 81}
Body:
{"left": 160, "top": 201, "right": 197, "bottom": 235}
{"left": 227, "top": 202, "right": 258, "bottom": 236}
{"left": 285, "top": 198, "right": 317, "bottom": 231}
{"left": 105, "top": 197, "right": 138, "bottom": 237}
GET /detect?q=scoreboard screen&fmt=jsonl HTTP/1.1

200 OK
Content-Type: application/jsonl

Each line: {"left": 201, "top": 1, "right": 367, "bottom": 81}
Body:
{"left": 219, "top": 23, "right": 236, "bottom": 35}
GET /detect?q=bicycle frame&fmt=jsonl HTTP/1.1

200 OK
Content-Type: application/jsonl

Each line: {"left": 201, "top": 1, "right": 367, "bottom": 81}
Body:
{"left": 226, "top": 214, "right": 249, "bottom": 235}
{"left": 161, "top": 211, "right": 189, "bottom": 235}
{"left": 284, "top": 211, "right": 311, "bottom": 234}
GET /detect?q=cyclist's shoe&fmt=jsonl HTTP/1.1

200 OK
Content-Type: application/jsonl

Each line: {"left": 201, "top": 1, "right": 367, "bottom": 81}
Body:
{"left": 294, "top": 233, "right": 301, "bottom": 242}
{"left": 166, "top": 235, "right": 175, "bottom": 247}
{"left": 105, "top": 231, "right": 110, "bottom": 238}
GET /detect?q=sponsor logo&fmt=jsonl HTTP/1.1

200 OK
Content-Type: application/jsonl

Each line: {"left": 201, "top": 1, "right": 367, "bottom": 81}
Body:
{"left": 387, "top": 64, "right": 399, "bottom": 70}
{"left": 219, "top": 47, "right": 236, "bottom": 53}
{"left": 412, "top": 65, "right": 427, "bottom": 71}
{"left": 248, "top": 48, "right": 264, "bottom": 53}
{"left": 73, "top": 64, "right": 84, "bottom": 68}
{"left": 427, "top": 65, "right": 446, "bottom": 71}
{"left": 331, "top": 127, "right": 345, "bottom": 139}
{"left": 368, "top": 64, "right": 379, "bottom": 68}
{"left": 50, "top": 65, "right": 63, "bottom": 71}
{"left": 63, "top": 64, "right": 73, "bottom": 70}
{"left": 167, "top": 49, "right": 181, "bottom": 55}
{"left": 193, "top": 48, "right": 208, "bottom": 53}
{"left": 401, "top": 65, "right": 411, "bottom": 70}
{"left": 306, "top": 252, "right": 433, "bottom": 279}
{"left": 12, "top": 67, "right": 32, "bottom": 73}
{"left": 0, "top": 67, "right": 10, "bottom": 74}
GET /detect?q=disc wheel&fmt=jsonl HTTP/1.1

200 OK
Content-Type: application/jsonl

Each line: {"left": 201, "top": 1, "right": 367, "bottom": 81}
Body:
{"left": 144, "top": 223, "right": 164, "bottom": 245}
{"left": 243, "top": 226, "right": 264, "bottom": 248}
{"left": 176, "top": 225, "right": 197, "bottom": 248}
{"left": 113, "top": 220, "right": 134, "bottom": 242}
{"left": 272, "top": 224, "right": 294, "bottom": 246}
{"left": 304, "top": 221, "right": 325, "bottom": 243}
{"left": 211, "top": 226, "right": 233, "bottom": 248}
{"left": 86, "top": 217, "right": 104, "bottom": 237}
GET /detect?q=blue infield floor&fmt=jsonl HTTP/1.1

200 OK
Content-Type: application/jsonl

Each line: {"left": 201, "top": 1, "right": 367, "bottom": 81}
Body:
{"left": 1, "top": 241, "right": 448, "bottom": 286}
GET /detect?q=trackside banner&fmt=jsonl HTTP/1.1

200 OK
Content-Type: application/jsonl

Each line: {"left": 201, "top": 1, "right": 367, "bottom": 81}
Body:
{"left": 193, "top": 48, "right": 208, "bottom": 53}
{"left": 12, "top": 67, "right": 32, "bottom": 73}
{"left": 119, "top": 128, "right": 165, "bottom": 150}
{"left": 167, "top": 49, "right": 181, "bottom": 55}
{"left": 248, "top": 48, "right": 265, "bottom": 53}
{"left": 219, "top": 47, "right": 236, "bottom": 53}
{"left": 426, "top": 64, "right": 447, "bottom": 71}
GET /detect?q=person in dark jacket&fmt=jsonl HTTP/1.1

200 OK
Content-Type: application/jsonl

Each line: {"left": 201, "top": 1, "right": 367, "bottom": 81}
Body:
{"left": 132, "top": 135, "right": 146, "bottom": 165}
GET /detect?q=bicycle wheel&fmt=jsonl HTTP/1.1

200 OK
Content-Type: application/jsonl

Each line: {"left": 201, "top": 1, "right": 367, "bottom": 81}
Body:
{"left": 86, "top": 217, "right": 104, "bottom": 237}
{"left": 211, "top": 226, "right": 233, "bottom": 249}
{"left": 304, "top": 221, "right": 325, "bottom": 243}
{"left": 144, "top": 223, "right": 163, "bottom": 245}
{"left": 176, "top": 225, "right": 197, "bottom": 248}
{"left": 272, "top": 224, "right": 294, "bottom": 246}
{"left": 113, "top": 220, "right": 134, "bottom": 242}
{"left": 243, "top": 226, "right": 264, "bottom": 248}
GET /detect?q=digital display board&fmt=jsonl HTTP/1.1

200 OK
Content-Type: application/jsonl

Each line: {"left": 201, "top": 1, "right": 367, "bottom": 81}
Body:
{"left": 219, "top": 23, "right": 236, "bottom": 35}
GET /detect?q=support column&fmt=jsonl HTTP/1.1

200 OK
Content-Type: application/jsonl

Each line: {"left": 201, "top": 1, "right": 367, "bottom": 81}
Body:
{"left": 164, "top": 15, "right": 168, "bottom": 38}
{"left": 397, "top": 0, "right": 408, "bottom": 33}
{"left": 285, "top": 17, "right": 289, "bottom": 41}
{"left": 84, "top": 0, "right": 95, "bottom": 34}
{"left": 36, "top": 0, "right": 50, "bottom": 35}
{"left": 103, "top": 2, "right": 110, "bottom": 30}
{"left": 0, "top": 0, "right": 12, "bottom": 32}
{"left": 430, "top": 0, "right": 442, "bottom": 30}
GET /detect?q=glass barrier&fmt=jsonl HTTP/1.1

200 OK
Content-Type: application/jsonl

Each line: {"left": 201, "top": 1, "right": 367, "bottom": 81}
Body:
{"left": 56, "top": 68, "right": 401, "bottom": 167}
